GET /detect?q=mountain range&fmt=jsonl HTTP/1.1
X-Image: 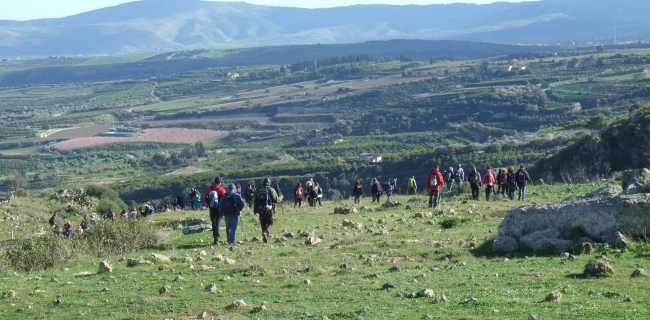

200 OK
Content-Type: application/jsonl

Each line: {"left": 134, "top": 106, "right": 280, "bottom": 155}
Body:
{"left": 0, "top": 0, "right": 648, "bottom": 56}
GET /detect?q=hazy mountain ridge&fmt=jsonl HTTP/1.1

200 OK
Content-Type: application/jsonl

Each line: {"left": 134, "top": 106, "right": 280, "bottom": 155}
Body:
{"left": 0, "top": 0, "right": 648, "bottom": 56}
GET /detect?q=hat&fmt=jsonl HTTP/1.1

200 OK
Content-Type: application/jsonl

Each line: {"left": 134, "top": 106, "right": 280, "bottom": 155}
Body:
{"left": 520, "top": 165, "right": 524, "bottom": 169}
{"left": 214, "top": 176, "right": 223, "bottom": 184}
{"left": 434, "top": 166, "right": 439, "bottom": 169}
{"left": 355, "top": 179, "right": 360, "bottom": 185}
{"left": 263, "top": 178, "right": 271, "bottom": 185}
{"left": 228, "top": 183, "right": 236, "bottom": 190}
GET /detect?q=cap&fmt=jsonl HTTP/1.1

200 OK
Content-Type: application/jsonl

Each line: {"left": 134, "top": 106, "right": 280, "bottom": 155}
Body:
{"left": 520, "top": 165, "right": 524, "bottom": 169}
{"left": 355, "top": 179, "right": 360, "bottom": 185}
{"left": 228, "top": 183, "right": 236, "bottom": 190}
{"left": 214, "top": 176, "right": 223, "bottom": 184}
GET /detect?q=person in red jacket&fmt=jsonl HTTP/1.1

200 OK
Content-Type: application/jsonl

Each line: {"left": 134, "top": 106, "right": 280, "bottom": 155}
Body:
{"left": 204, "top": 176, "right": 226, "bottom": 244}
{"left": 425, "top": 166, "right": 445, "bottom": 208}
{"left": 293, "top": 182, "right": 304, "bottom": 208}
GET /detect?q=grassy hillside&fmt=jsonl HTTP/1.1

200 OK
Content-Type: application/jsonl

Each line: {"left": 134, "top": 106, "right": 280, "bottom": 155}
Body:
{"left": 4, "top": 183, "right": 650, "bottom": 319}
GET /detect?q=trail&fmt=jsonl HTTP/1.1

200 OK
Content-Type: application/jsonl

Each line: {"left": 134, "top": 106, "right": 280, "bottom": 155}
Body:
{"left": 150, "top": 82, "right": 160, "bottom": 102}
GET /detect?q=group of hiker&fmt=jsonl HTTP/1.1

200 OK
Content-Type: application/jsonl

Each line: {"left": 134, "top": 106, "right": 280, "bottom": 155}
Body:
{"left": 292, "top": 179, "right": 324, "bottom": 208}
{"left": 48, "top": 212, "right": 89, "bottom": 237}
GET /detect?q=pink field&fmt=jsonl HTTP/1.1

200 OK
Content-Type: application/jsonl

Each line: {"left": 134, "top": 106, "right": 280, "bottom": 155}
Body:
{"left": 53, "top": 128, "right": 227, "bottom": 151}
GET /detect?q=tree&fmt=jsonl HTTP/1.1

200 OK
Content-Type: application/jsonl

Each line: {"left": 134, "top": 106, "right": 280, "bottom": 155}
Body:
{"left": 587, "top": 111, "right": 606, "bottom": 129}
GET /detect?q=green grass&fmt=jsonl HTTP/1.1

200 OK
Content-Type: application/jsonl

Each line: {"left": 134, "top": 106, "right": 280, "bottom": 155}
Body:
{"left": 1, "top": 183, "right": 649, "bottom": 319}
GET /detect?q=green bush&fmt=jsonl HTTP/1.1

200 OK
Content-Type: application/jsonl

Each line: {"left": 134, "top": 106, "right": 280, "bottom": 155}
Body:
{"left": 2, "top": 219, "right": 167, "bottom": 271}
{"left": 86, "top": 184, "right": 127, "bottom": 213}
{"left": 439, "top": 217, "right": 460, "bottom": 229}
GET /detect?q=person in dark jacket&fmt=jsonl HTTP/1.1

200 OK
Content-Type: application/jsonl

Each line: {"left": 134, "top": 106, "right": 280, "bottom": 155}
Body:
{"left": 204, "top": 176, "right": 226, "bottom": 244}
{"left": 507, "top": 166, "right": 517, "bottom": 201}
{"left": 516, "top": 165, "right": 531, "bottom": 201}
{"left": 371, "top": 179, "right": 382, "bottom": 203}
{"left": 352, "top": 179, "right": 363, "bottom": 205}
{"left": 467, "top": 167, "right": 482, "bottom": 201}
{"left": 243, "top": 184, "right": 255, "bottom": 209}
{"left": 218, "top": 184, "right": 246, "bottom": 244}
{"left": 273, "top": 183, "right": 283, "bottom": 203}
{"left": 307, "top": 186, "right": 319, "bottom": 207}
{"left": 254, "top": 178, "right": 279, "bottom": 243}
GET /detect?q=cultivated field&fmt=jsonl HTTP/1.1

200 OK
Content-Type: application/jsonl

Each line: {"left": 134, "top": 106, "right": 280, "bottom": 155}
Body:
{"left": 52, "top": 128, "right": 228, "bottom": 151}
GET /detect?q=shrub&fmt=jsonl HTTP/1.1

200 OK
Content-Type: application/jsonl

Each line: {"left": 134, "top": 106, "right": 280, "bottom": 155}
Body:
{"left": 86, "top": 184, "right": 127, "bottom": 212}
{"left": 439, "top": 217, "right": 460, "bottom": 229}
{"left": 2, "top": 219, "right": 167, "bottom": 272}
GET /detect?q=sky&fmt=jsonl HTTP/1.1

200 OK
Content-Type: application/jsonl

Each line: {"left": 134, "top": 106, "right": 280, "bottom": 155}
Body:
{"left": 2, "top": 0, "right": 537, "bottom": 20}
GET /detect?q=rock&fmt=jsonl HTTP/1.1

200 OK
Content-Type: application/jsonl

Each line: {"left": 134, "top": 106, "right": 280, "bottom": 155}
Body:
{"left": 222, "top": 276, "right": 230, "bottom": 282}
{"left": 212, "top": 255, "right": 225, "bottom": 262}
{"left": 231, "top": 300, "right": 246, "bottom": 308}
{"left": 576, "top": 242, "right": 594, "bottom": 255}
{"left": 601, "top": 231, "right": 628, "bottom": 248}
{"left": 342, "top": 220, "right": 363, "bottom": 230}
{"left": 205, "top": 284, "right": 217, "bottom": 293}
{"left": 584, "top": 260, "right": 614, "bottom": 277}
{"left": 463, "top": 297, "right": 478, "bottom": 303}
{"left": 545, "top": 291, "right": 562, "bottom": 302}
{"left": 174, "top": 275, "right": 185, "bottom": 282}
{"left": 224, "top": 258, "right": 236, "bottom": 265}
{"left": 127, "top": 257, "right": 153, "bottom": 267}
{"left": 197, "top": 311, "right": 208, "bottom": 319}
{"left": 182, "top": 224, "right": 212, "bottom": 235}
{"left": 3, "top": 290, "right": 16, "bottom": 298}
{"left": 382, "top": 201, "right": 402, "bottom": 209}
{"left": 413, "top": 212, "right": 432, "bottom": 218}
{"left": 30, "top": 289, "right": 45, "bottom": 295}
{"left": 179, "top": 256, "right": 193, "bottom": 263}
{"left": 98, "top": 261, "right": 113, "bottom": 274}
{"left": 389, "top": 266, "right": 401, "bottom": 272}
{"left": 276, "top": 236, "right": 288, "bottom": 243}
{"left": 419, "top": 289, "right": 434, "bottom": 298}
{"left": 74, "top": 271, "right": 93, "bottom": 277}
{"left": 492, "top": 236, "right": 519, "bottom": 253}
{"left": 631, "top": 268, "right": 647, "bottom": 277}
{"left": 304, "top": 279, "right": 311, "bottom": 285}
{"left": 251, "top": 236, "right": 260, "bottom": 242}
{"left": 518, "top": 228, "right": 574, "bottom": 253}
{"left": 284, "top": 233, "right": 295, "bottom": 238}
{"left": 305, "top": 236, "right": 322, "bottom": 245}
{"left": 382, "top": 282, "right": 395, "bottom": 290}
{"left": 253, "top": 303, "right": 267, "bottom": 312}
{"left": 528, "top": 314, "right": 539, "bottom": 320}
{"left": 334, "top": 206, "right": 354, "bottom": 214}
{"left": 622, "top": 168, "right": 650, "bottom": 194}
{"left": 159, "top": 286, "right": 170, "bottom": 294}
{"left": 499, "top": 182, "right": 650, "bottom": 245}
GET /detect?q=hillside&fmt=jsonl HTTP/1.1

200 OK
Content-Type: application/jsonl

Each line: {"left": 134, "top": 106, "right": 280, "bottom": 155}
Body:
{"left": 0, "top": 0, "right": 649, "bottom": 56}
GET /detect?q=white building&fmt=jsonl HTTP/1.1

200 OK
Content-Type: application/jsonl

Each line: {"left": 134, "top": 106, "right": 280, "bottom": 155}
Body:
{"left": 360, "top": 153, "right": 382, "bottom": 163}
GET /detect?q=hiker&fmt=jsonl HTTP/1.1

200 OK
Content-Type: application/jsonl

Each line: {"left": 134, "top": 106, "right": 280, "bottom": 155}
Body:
{"left": 204, "top": 176, "right": 227, "bottom": 244}
{"left": 244, "top": 184, "right": 256, "bottom": 209}
{"left": 392, "top": 178, "right": 398, "bottom": 194}
{"left": 516, "top": 165, "right": 531, "bottom": 201}
{"left": 352, "top": 179, "right": 363, "bottom": 205}
{"left": 189, "top": 188, "right": 200, "bottom": 210}
{"left": 306, "top": 178, "right": 314, "bottom": 190}
{"left": 76, "top": 225, "right": 84, "bottom": 236}
{"left": 235, "top": 183, "right": 242, "bottom": 195}
{"left": 425, "top": 166, "right": 445, "bottom": 208}
{"left": 175, "top": 195, "right": 185, "bottom": 211}
{"left": 407, "top": 176, "right": 417, "bottom": 195}
{"left": 468, "top": 167, "right": 482, "bottom": 200}
{"left": 482, "top": 166, "right": 496, "bottom": 201}
{"left": 273, "top": 183, "right": 284, "bottom": 203}
{"left": 314, "top": 182, "right": 323, "bottom": 207}
{"left": 293, "top": 182, "right": 304, "bottom": 208}
{"left": 120, "top": 209, "right": 128, "bottom": 219}
{"left": 496, "top": 168, "right": 508, "bottom": 198}
{"left": 507, "top": 166, "right": 517, "bottom": 200}
{"left": 128, "top": 207, "right": 137, "bottom": 219}
{"left": 384, "top": 180, "right": 394, "bottom": 202}
{"left": 254, "top": 178, "right": 278, "bottom": 243}
{"left": 107, "top": 208, "right": 116, "bottom": 221}
{"left": 371, "top": 179, "right": 383, "bottom": 203}
{"left": 80, "top": 220, "right": 89, "bottom": 231}
{"left": 454, "top": 164, "right": 465, "bottom": 184}
{"left": 307, "top": 185, "right": 319, "bottom": 207}
{"left": 49, "top": 212, "right": 58, "bottom": 231}
{"left": 218, "top": 184, "right": 245, "bottom": 245}
{"left": 444, "top": 166, "right": 454, "bottom": 192}
{"left": 62, "top": 221, "right": 75, "bottom": 237}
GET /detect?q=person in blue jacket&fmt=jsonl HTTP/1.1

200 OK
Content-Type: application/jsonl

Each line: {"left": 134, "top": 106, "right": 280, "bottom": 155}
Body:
{"left": 218, "top": 184, "right": 246, "bottom": 244}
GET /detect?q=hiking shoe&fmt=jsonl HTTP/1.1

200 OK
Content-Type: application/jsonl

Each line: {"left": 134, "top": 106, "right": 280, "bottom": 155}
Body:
{"left": 262, "top": 233, "right": 268, "bottom": 243}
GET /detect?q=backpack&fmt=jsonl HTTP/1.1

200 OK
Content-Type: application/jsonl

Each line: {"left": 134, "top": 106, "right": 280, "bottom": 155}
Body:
{"left": 508, "top": 172, "right": 517, "bottom": 184}
{"left": 445, "top": 171, "right": 453, "bottom": 181}
{"left": 208, "top": 189, "right": 219, "bottom": 208}
{"left": 517, "top": 170, "right": 526, "bottom": 183}
{"left": 485, "top": 172, "right": 494, "bottom": 186}
{"left": 221, "top": 195, "right": 236, "bottom": 216}
{"left": 408, "top": 178, "right": 414, "bottom": 188}
{"left": 454, "top": 171, "right": 461, "bottom": 180}
{"left": 295, "top": 188, "right": 303, "bottom": 197}
{"left": 429, "top": 174, "right": 438, "bottom": 187}
{"left": 48, "top": 216, "right": 55, "bottom": 226}
{"left": 257, "top": 188, "right": 273, "bottom": 214}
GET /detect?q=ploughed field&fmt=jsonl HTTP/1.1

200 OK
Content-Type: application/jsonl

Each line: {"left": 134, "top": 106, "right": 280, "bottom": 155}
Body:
{"left": 2, "top": 185, "right": 649, "bottom": 319}
{"left": 52, "top": 128, "right": 227, "bottom": 151}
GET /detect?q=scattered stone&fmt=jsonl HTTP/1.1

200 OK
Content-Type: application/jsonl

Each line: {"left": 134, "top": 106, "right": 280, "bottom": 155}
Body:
{"left": 30, "top": 289, "right": 45, "bottom": 295}
{"left": 74, "top": 272, "right": 93, "bottom": 277}
{"left": 576, "top": 242, "right": 594, "bottom": 255}
{"left": 222, "top": 276, "right": 231, "bottom": 282}
{"left": 224, "top": 258, "right": 236, "bottom": 265}
{"left": 342, "top": 219, "right": 363, "bottom": 230}
{"left": 159, "top": 286, "right": 170, "bottom": 294}
{"left": 492, "top": 236, "right": 519, "bottom": 253}
{"left": 253, "top": 303, "right": 267, "bottom": 312}
{"left": 251, "top": 236, "right": 260, "bottom": 242}
{"left": 382, "top": 282, "right": 395, "bottom": 290}
{"left": 101, "top": 287, "right": 109, "bottom": 292}
{"left": 436, "top": 295, "right": 447, "bottom": 303}
{"left": 51, "top": 277, "right": 58, "bottom": 283}
{"left": 631, "top": 268, "right": 647, "bottom": 277}
{"left": 389, "top": 266, "right": 401, "bottom": 272}
{"left": 205, "top": 284, "right": 217, "bottom": 293}
{"left": 603, "top": 291, "right": 620, "bottom": 298}
{"left": 199, "top": 250, "right": 207, "bottom": 256}
{"left": 601, "top": 231, "right": 629, "bottom": 248}
{"left": 197, "top": 311, "right": 208, "bottom": 319}
{"left": 276, "top": 236, "right": 288, "bottom": 243}
{"left": 182, "top": 224, "right": 212, "bottom": 235}
{"left": 174, "top": 275, "right": 184, "bottom": 282}
{"left": 212, "top": 255, "right": 225, "bottom": 262}
{"left": 463, "top": 297, "right": 478, "bottom": 304}
{"left": 149, "top": 253, "right": 172, "bottom": 264}
{"left": 413, "top": 212, "right": 432, "bottom": 218}
{"left": 304, "top": 279, "right": 311, "bottom": 285}
{"left": 419, "top": 289, "right": 434, "bottom": 298}
{"left": 284, "top": 233, "right": 295, "bottom": 238}
{"left": 305, "top": 236, "right": 322, "bottom": 245}
{"left": 545, "top": 291, "right": 562, "bottom": 302}
{"left": 3, "top": 290, "right": 16, "bottom": 298}
{"left": 98, "top": 261, "right": 113, "bottom": 274}
{"left": 127, "top": 257, "right": 153, "bottom": 267}
{"left": 179, "top": 256, "right": 193, "bottom": 263}
{"left": 528, "top": 314, "right": 539, "bottom": 320}
{"left": 231, "top": 299, "right": 246, "bottom": 308}
{"left": 356, "top": 306, "right": 370, "bottom": 314}
{"left": 584, "top": 260, "right": 615, "bottom": 277}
